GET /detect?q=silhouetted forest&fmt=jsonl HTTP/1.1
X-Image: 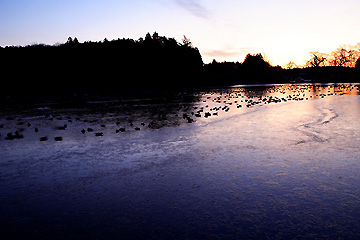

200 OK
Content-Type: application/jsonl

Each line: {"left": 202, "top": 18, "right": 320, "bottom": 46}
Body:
{"left": 203, "top": 52, "right": 360, "bottom": 85}
{"left": 203, "top": 53, "right": 284, "bottom": 85}
{"left": 1, "top": 32, "right": 360, "bottom": 99}
{"left": 0, "top": 32, "right": 203, "bottom": 97}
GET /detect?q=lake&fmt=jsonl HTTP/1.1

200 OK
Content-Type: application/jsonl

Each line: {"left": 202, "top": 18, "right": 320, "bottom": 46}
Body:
{"left": 1, "top": 83, "right": 360, "bottom": 239}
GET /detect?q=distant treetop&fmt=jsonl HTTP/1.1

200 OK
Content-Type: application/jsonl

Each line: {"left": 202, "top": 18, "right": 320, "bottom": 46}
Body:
{"left": 242, "top": 53, "right": 271, "bottom": 69}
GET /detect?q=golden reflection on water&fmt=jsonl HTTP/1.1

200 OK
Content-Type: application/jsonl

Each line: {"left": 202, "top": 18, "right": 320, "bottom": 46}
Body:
{"left": 193, "top": 83, "right": 360, "bottom": 153}
{"left": 194, "top": 83, "right": 360, "bottom": 122}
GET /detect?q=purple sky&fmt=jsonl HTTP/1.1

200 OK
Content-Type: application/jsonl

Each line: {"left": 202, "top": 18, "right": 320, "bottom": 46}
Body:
{"left": 1, "top": 0, "right": 360, "bottom": 66}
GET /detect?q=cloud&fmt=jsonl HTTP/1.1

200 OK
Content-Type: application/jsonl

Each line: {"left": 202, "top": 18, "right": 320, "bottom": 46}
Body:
{"left": 203, "top": 48, "right": 252, "bottom": 58}
{"left": 174, "top": 0, "right": 210, "bottom": 19}
{"left": 200, "top": 47, "right": 254, "bottom": 63}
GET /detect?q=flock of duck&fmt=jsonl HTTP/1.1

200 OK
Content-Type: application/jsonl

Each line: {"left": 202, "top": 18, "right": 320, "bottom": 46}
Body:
{"left": 1, "top": 84, "right": 358, "bottom": 142}
{"left": 0, "top": 113, "right": 164, "bottom": 142}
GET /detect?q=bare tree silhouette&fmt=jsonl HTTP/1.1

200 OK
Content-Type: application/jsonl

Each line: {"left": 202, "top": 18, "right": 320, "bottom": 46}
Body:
{"left": 330, "top": 47, "right": 357, "bottom": 67}
{"left": 182, "top": 35, "right": 193, "bottom": 48}
{"left": 286, "top": 61, "right": 297, "bottom": 69}
{"left": 306, "top": 52, "right": 327, "bottom": 67}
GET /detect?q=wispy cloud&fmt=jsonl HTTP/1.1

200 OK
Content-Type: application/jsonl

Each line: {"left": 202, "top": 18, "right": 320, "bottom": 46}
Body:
{"left": 174, "top": 0, "right": 210, "bottom": 19}
{"left": 203, "top": 47, "right": 252, "bottom": 58}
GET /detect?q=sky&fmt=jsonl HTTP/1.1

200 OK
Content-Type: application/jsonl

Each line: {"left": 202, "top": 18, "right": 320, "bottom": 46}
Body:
{"left": 1, "top": 0, "right": 360, "bottom": 67}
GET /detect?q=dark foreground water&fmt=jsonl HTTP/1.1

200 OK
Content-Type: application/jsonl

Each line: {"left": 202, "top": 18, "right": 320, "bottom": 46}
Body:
{"left": 1, "top": 83, "right": 360, "bottom": 239}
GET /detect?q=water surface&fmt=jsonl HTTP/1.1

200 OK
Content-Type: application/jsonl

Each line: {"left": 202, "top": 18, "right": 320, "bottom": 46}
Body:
{"left": 1, "top": 83, "right": 360, "bottom": 239}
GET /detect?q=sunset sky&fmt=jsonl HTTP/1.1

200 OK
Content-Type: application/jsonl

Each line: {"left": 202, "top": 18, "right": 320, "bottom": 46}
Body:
{"left": 1, "top": 0, "right": 360, "bottom": 66}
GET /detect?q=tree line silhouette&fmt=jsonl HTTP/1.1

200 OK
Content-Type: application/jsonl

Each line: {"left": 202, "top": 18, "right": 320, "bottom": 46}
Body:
{"left": 0, "top": 32, "right": 203, "bottom": 97}
{"left": 203, "top": 53, "right": 284, "bottom": 85}
{"left": 1, "top": 32, "right": 360, "bottom": 98}
{"left": 203, "top": 44, "right": 360, "bottom": 85}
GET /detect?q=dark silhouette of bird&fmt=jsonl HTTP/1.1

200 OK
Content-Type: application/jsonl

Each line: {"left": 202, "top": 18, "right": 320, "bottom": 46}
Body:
{"left": 5, "top": 131, "right": 24, "bottom": 140}
{"left": 186, "top": 117, "right": 194, "bottom": 123}
{"left": 58, "top": 124, "right": 67, "bottom": 130}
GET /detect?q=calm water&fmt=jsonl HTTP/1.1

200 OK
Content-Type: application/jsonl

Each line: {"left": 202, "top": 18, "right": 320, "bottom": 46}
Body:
{"left": 1, "top": 83, "right": 360, "bottom": 239}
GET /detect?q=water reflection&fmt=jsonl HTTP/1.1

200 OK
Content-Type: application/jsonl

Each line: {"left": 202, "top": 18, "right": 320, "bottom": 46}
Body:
{"left": 1, "top": 83, "right": 358, "bottom": 142}
{"left": 190, "top": 83, "right": 359, "bottom": 125}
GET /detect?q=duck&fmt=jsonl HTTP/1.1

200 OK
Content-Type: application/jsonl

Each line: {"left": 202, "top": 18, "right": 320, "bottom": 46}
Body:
{"left": 40, "top": 136, "right": 48, "bottom": 141}
{"left": 55, "top": 136, "right": 63, "bottom": 141}
{"left": 186, "top": 117, "right": 194, "bottom": 123}
{"left": 58, "top": 124, "right": 67, "bottom": 130}
{"left": 5, "top": 131, "right": 24, "bottom": 140}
